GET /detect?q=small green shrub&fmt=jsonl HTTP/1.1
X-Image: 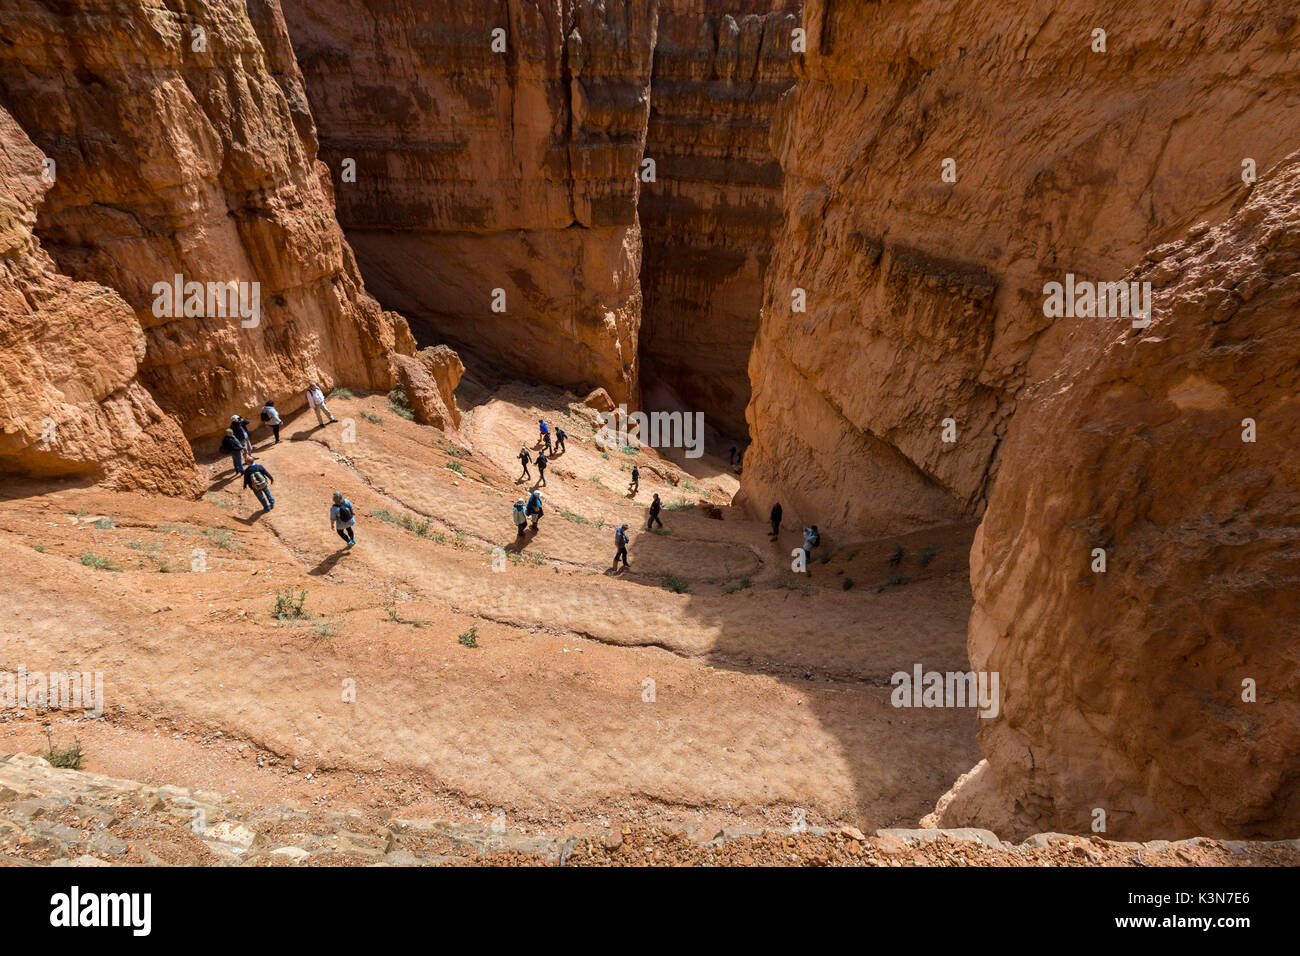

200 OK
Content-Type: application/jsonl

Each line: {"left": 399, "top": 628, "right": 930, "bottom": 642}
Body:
{"left": 662, "top": 574, "right": 689, "bottom": 594}
{"left": 458, "top": 625, "right": 479, "bottom": 648}
{"left": 447, "top": 461, "right": 464, "bottom": 475}
{"left": 723, "top": 576, "right": 752, "bottom": 594}
{"left": 274, "top": 588, "right": 308, "bottom": 621}
{"left": 42, "top": 730, "right": 84, "bottom": 770}
{"left": 330, "top": 388, "right": 354, "bottom": 400}
{"left": 361, "top": 410, "right": 383, "bottom": 424}
{"left": 80, "top": 552, "right": 120, "bottom": 572}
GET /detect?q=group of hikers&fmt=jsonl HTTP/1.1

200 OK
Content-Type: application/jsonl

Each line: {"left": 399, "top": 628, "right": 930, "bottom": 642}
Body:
{"left": 217, "top": 393, "right": 815, "bottom": 569}
{"left": 217, "top": 381, "right": 355, "bottom": 549}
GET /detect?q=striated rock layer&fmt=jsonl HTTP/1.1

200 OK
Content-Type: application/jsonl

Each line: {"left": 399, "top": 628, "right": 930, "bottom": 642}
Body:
{"left": 962, "top": 161, "right": 1300, "bottom": 840}
{"left": 740, "top": 0, "right": 1300, "bottom": 536}
{"left": 281, "top": 0, "right": 655, "bottom": 405}
{"left": 746, "top": 0, "right": 1300, "bottom": 837}
{"left": 0, "top": 107, "right": 199, "bottom": 495}
{"left": 0, "top": 0, "right": 420, "bottom": 455}
{"left": 638, "top": 2, "right": 798, "bottom": 437}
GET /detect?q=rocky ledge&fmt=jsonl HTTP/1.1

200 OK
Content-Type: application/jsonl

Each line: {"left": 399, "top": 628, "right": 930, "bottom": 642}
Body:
{"left": 2, "top": 754, "right": 1295, "bottom": 867}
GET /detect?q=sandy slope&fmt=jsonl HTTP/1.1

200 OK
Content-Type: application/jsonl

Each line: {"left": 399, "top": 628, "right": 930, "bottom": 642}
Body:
{"left": 0, "top": 386, "right": 980, "bottom": 834}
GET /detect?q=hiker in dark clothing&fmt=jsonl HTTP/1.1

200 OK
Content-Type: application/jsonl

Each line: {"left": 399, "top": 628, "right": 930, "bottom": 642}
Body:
{"left": 613, "top": 524, "right": 630, "bottom": 570}
{"left": 220, "top": 429, "right": 245, "bottom": 475}
{"left": 769, "top": 502, "right": 782, "bottom": 538}
{"left": 646, "top": 493, "right": 663, "bottom": 530}
{"left": 628, "top": 466, "right": 640, "bottom": 495}
{"left": 260, "top": 400, "right": 282, "bottom": 444}
{"left": 230, "top": 414, "right": 253, "bottom": 455}
{"left": 555, "top": 427, "right": 567, "bottom": 454}
{"left": 525, "top": 490, "right": 544, "bottom": 531}
{"left": 242, "top": 459, "right": 275, "bottom": 510}
{"left": 518, "top": 446, "right": 531, "bottom": 480}
{"left": 512, "top": 498, "right": 528, "bottom": 537}
{"left": 535, "top": 451, "right": 548, "bottom": 486}
{"left": 331, "top": 491, "right": 356, "bottom": 547}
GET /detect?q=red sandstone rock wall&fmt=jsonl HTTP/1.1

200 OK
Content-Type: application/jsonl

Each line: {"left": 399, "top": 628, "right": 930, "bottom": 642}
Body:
{"left": 740, "top": 0, "right": 1300, "bottom": 536}
{"left": 638, "top": 2, "right": 798, "bottom": 437}
{"left": 745, "top": 0, "right": 1300, "bottom": 837}
{"left": 0, "top": 0, "right": 417, "bottom": 450}
{"left": 280, "top": 0, "right": 655, "bottom": 405}
{"left": 966, "top": 159, "right": 1300, "bottom": 839}
{"left": 0, "top": 106, "right": 200, "bottom": 495}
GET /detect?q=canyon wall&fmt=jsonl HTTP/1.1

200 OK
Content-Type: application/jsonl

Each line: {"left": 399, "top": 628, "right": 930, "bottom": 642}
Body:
{"left": 0, "top": 0, "right": 417, "bottom": 460}
{"left": 965, "top": 159, "right": 1300, "bottom": 839}
{"left": 0, "top": 106, "right": 199, "bottom": 495}
{"left": 638, "top": 2, "right": 797, "bottom": 436}
{"left": 741, "top": 0, "right": 1300, "bottom": 536}
{"left": 281, "top": 0, "right": 655, "bottom": 405}
{"left": 747, "top": 0, "right": 1300, "bottom": 836}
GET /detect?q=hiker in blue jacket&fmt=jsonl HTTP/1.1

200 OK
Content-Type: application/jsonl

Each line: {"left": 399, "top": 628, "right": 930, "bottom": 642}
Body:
{"left": 613, "top": 524, "right": 630, "bottom": 571}
{"left": 525, "top": 490, "right": 544, "bottom": 532}
{"left": 331, "top": 491, "right": 356, "bottom": 547}
{"left": 539, "top": 419, "right": 552, "bottom": 454}
{"left": 242, "top": 458, "right": 275, "bottom": 511}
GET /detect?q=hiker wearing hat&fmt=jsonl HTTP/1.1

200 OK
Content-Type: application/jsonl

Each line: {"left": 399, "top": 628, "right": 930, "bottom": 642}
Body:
{"left": 330, "top": 491, "right": 356, "bottom": 547}
{"left": 512, "top": 498, "right": 528, "bottom": 537}
{"left": 525, "top": 489, "right": 544, "bottom": 531}
{"left": 220, "top": 428, "right": 245, "bottom": 475}
{"left": 307, "top": 382, "right": 336, "bottom": 426}
{"left": 518, "top": 446, "right": 531, "bottom": 481}
{"left": 613, "top": 524, "right": 630, "bottom": 570}
{"left": 243, "top": 458, "right": 275, "bottom": 511}
{"left": 260, "top": 399, "right": 282, "bottom": 444}
{"left": 230, "top": 414, "right": 253, "bottom": 455}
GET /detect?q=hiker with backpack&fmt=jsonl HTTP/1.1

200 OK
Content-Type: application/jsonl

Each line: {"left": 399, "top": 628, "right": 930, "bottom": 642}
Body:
{"left": 525, "top": 490, "right": 544, "bottom": 531}
{"left": 628, "top": 465, "right": 639, "bottom": 495}
{"left": 512, "top": 498, "right": 529, "bottom": 537}
{"left": 539, "top": 419, "right": 552, "bottom": 454}
{"left": 260, "top": 400, "right": 282, "bottom": 444}
{"left": 802, "top": 525, "right": 820, "bottom": 574}
{"left": 307, "top": 382, "right": 336, "bottom": 426}
{"left": 535, "top": 450, "right": 548, "bottom": 487}
{"left": 555, "top": 427, "right": 567, "bottom": 454}
{"left": 518, "top": 446, "right": 531, "bottom": 481}
{"left": 331, "top": 491, "right": 356, "bottom": 548}
{"left": 243, "top": 458, "right": 275, "bottom": 511}
{"left": 769, "top": 502, "right": 783, "bottom": 538}
{"left": 230, "top": 414, "right": 253, "bottom": 455}
{"left": 613, "top": 524, "right": 630, "bottom": 571}
{"left": 220, "top": 428, "right": 245, "bottom": 475}
{"left": 646, "top": 493, "right": 663, "bottom": 531}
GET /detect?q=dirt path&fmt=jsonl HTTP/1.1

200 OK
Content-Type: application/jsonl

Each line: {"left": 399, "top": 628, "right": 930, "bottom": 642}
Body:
{"left": 0, "top": 386, "right": 981, "bottom": 835}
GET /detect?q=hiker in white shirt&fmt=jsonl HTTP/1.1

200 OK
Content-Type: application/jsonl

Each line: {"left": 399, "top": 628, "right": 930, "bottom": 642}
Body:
{"left": 306, "top": 382, "right": 336, "bottom": 426}
{"left": 260, "top": 400, "right": 283, "bottom": 443}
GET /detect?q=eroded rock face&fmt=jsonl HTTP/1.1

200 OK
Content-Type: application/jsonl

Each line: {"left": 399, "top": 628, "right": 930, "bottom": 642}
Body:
{"left": 0, "top": 0, "right": 418, "bottom": 446}
{"left": 0, "top": 106, "right": 200, "bottom": 495}
{"left": 966, "top": 162, "right": 1300, "bottom": 840}
{"left": 740, "top": 0, "right": 1300, "bottom": 536}
{"left": 281, "top": 0, "right": 655, "bottom": 405}
{"left": 638, "top": 2, "right": 797, "bottom": 437}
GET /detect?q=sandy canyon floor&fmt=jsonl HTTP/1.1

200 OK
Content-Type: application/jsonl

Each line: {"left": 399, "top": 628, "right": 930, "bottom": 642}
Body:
{"left": 0, "top": 384, "right": 982, "bottom": 839}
